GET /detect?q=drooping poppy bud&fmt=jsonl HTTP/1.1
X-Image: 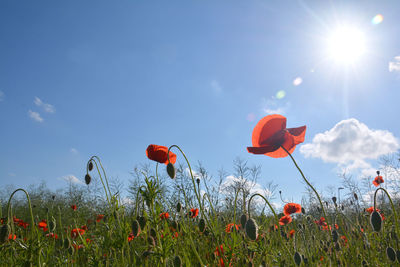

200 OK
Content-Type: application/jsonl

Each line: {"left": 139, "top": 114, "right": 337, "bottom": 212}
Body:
{"left": 332, "top": 197, "right": 337, "bottom": 204}
{"left": 88, "top": 161, "right": 93, "bottom": 171}
{"left": 196, "top": 178, "right": 200, "bottom": 185}
{"left": 294, "top": 252, "right": 302, "bottom": 266}
{"left": 245, "top": 218, "right": 258, "bottom": 241}
{"left": 167, "top": 163, "right": 176, "bottom": 179}
{"left": 198, "top": 218, "right": 206, "bottom": 233}
{"left": 85, "top": 174, "right": 91, "bottom": 185}
{"left": 240, "top": 214, "right": 248, "bottom": 229}
{"left": 173, "top": 255, "right": 182, "bottom": 267}
{"left": 370, "top": 210, "right": 382, "bottom": 232}
{"left": 176, "top": 202, "right": 182, "bottom": 213}
{"left": 386, "top": 247, "right": 396, "bottom": 262}
{"left": 132, "top": 220, "right": 140, "bottom": 237}
{"left": 332, "top": 230, "right": 338, "bottom": 243}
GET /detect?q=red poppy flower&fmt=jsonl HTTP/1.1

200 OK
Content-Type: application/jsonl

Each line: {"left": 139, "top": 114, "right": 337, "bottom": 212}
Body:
{"left": 72, "top": 244, "right": 83, "bottom": 250}
{"left": 247, "top": 114, "right": 306, "bottom": 158}
{"left": 71, "top": 228, "right": 85, "bottom": 238}
{"left": 225, "top": 223, "right": 239, "bottom": 233}
{"left": 279, "top": 215, "right": 292, "bottom": 225}
{"left": 189, "top": 208, "right": 199, "bottom": 218}
{"left": 288, "top": 229, "right": 295, "bottom": 238}
{"left": 96, "top": 214, "right": 104, "bottom": 222}
{"left": 159, "top": 212, "right": 170, "bottom": 220}
{"left": 38, "top": 220, "right": 48, "bottom": 232}
{"left": 283, "top": 203, "right": 302, "bottom": 216}
{"left": 146, "top": 144, "right": 177, "bottom": 165}
{"left": 8, "top": 234, "right": 16, "bottom": 240}
{"left": 372, "top": 175, "right": 384, "bottom": 187}
{"left": 365, "top": 207, "right": 385, "bottom": 220}
{"left": 71, "top": 205, "right": 77, "bottom": 211}
{"left": 46, "top": 232, "right": 59, "bottom": 239}
{"left": 128, "top": 233, "right": 135, "bottom": 242}
{"left": 314, "top": 217, "right": 326, "bottom": 226}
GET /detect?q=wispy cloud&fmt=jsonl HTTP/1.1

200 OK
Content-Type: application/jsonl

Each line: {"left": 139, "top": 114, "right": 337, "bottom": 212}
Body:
{"left": 28, "top": 110, "right": 44, "bottom": 122}
{"left": 300, "top": 119, "right": 399, "bottom": 173}
{"left": 70, "top": 148, "right": 79, "bottom": 154}
{"left": 261, "top": 97, "right": 289, "bottom": 115}
{"left": 389, "top": 56, "right": 400, "bottom": 72}
{"left": 34, "top": 97, "right": 55, "bottom": 113}
{"left": 60, "top": 175, "right": 84, "bottom": 185}
{"left": 293, "top": 77, "right": 303, "bottom": 86}
{"left": 0, "top": 90, "right": 4, "bottom": 102}
{"left": 211, "top": 80, "right": 222, "bottom": 95}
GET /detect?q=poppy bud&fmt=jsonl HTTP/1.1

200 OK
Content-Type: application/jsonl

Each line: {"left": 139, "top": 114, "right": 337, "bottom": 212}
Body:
{"left": 166, "top": 163, "right": 176, "bottom": 179}
{"left": 85, "top": 174, "right": 91, "bottom": 185}
{"left": 132, "top": 220, "right": 140, "bottom": 237}
{"left": 294, "top": 252, "right": 302, "bottom": 266}
{"left": 196, "top": 178, "right": 200, "bottom": 185}
{"left": 370, "top": 210, "right": 382, "bottom": 232}
{"left": 240, "top": 214, "right": 248, "bottom": 229}
{"left": 376, "top": 170, "right": 380, "bottom": 175}
{"left": 0, "top": 225, "right": 8, "bottom": 244}
{"left": 88, "top": 161, "right": 93, "bottom": 171}
{"left": 138, "top": 216, "right": 147, "bottom": 230}
{"left": 362, "top": 260, "right": 368, "bottom": 266}
{"left": 198, "top": 218, "right": 206, "bottom": 233}
{"left": 176, "top": 202, "right": 182, "bottom": 213}
{"left": 332, "top": 230, "right": 338, "bottom": 243}
{"left": 387, "top": 247, "right": 396, "bottom": 262}
{"left": 52, "top": 195, "right": 55, "bottom": 200}
{"left": 173, "top": 255, "right": 182, "bottom": 267}
{"left": 354, "top": 193, "right": 358, "bottom": 200}
{"left": 332, "top": 197, "right": 337, "bottom": 204}
{"left": 171, "top": 220, "right": 178, "bottom": 231}
{"left": 301, "top": 207, "right": 305, "bottom": 214}
{"left": 245, "top": 218, "right": 258, "bottom": 241}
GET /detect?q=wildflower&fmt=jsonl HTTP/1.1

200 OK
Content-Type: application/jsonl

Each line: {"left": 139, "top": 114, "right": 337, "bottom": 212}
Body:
{"left": 128, "top": 233, "right": 135, "bottom": 242}
{"left": 314, "top": 217, "right": 326, "bottom": 227}
{"left": 160, "top": 212, "right": 170, "bottom": 220}
{"left": 8, "top": 234, "right": 16, "bottom": 240}
{"left": 288, "top": 229, "right": 295, "bottom": 238}
{"left": 340, "top": 235, "right": 348, "bottom": 246}
{"left": 247, "top": 114, "right": 306, "bottom": 158}
{"left": 225, "top": 223, "right": 239, "bottom": 233}
{"left": 96, "top": 214, "right": 104, "bottom": 222}
{"left": 38, "top": 220, "right": 48, "bottom": 232}
{"left": 80, "top": 225, "right": 88, "bottom": 231}
{"left": 365, "top": 207, "right": 385, "bottom": 220}
{"left": 72, "top": 243, "right": 83, "bottom": 250}
{"left": 189, "top": 208, "right": 199, "bottom": 218}
{"left": 71, "top": 205, "right": 77, "bottom": 211}
{"left": 279, "top": 215, "right": 293, "bottom": 225}
{"left": 146, "top": 144, "right": 177, "bottom": 165}
{"left": 46, "top": 232, "right": 58, "bottom": 239}
{"left": 283, "top": 203, "right": 302, "bottom": 216}
{"left": 373, "top": 175, "right": 384, "bottom": 187}
{"left": 71, "top": 228, "right": 85, "bottom": 238}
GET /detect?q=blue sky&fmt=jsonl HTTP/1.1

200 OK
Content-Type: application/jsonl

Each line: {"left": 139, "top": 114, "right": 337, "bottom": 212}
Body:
{"left": 1, "top": 1, "right": 400, "bottom": 205}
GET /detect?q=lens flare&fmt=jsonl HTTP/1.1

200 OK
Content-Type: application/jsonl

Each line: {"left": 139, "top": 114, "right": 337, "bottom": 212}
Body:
{"left": 371, "top": 14, "right": 383, "bottom": 25}
{"left": 276, "top": 90, "right": 286, "bottom": 99}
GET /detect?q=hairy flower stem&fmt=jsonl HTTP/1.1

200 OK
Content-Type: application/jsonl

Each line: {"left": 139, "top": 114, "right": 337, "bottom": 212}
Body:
{"left": 7, "top": 188, "right": 36, "bottom": 238}
{"left": 88, "top": 156, "right": 111, "bottom": 206}
{"left": 374, "top": 187, "right": 399, "bottom": 234}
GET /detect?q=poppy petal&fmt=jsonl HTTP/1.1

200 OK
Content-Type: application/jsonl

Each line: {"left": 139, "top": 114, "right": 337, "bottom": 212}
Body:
{"left": 251, "top": 114, "right": 286, "bottom": 147}
{"left": 247, "top": 144, "right": 278, "bottom": 154}
{"left": 264, "top": 132, "right": 295, "bottom": 158}
{"left": 287, "top": 126, "right": 306, "bottom": 145}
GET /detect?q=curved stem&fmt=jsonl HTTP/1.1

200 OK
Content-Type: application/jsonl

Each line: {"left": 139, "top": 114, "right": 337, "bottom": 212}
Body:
{"left": 7, "top": 188, "right": 36, "bottom": 237}
{"left": 374, "top": 187, "right": 399, "bottom": 233}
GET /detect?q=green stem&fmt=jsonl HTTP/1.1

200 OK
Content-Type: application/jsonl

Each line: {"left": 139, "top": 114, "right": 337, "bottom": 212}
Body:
{"left": 373, "top": 187, "right": 399, "bottom": 234}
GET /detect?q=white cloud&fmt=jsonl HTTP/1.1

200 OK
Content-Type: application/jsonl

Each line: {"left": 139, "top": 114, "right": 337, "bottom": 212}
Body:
{"left": 0, "top": 91, "right": 4, "bottom": 101}
{"left": 28, "top": 110, "right": 44, "bottom": 122}
{"left": 34, "top": 97, "right": 55, "bottom": 113}
{"left": 300, "top": 118, "right": 399, "bottom": 171}
{"left": 211, "top": 80, "right": 222, "bottom": 94}
{"left": 261, "top": 97, "right": 290, "bottom": 115}
{"left": 389, "top": 56, "right": 400, "bottom": 72}
{"left": 293, "top": 77, "right": 303, "bottom": 86}
{"left": 60, "top": 175, "right": 84, "bottom": 185}
{"left": 70, "top": 148, "right": 79, "bottom": 154}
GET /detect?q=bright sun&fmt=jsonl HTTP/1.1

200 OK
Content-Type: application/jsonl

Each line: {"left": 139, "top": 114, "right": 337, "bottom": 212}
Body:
{"left": 327, "top": 26, "right": 366, "bottom": 64}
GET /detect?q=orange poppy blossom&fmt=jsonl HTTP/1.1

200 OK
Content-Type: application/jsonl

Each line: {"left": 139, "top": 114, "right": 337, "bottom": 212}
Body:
{"left": 283, "top": 203, "right": 302, "bottom": 216}
{"left": 288, "top": 229, "right": 295, "bottom": 238}
{"left": 365, "top": 206, "right": 385, "bottom": 220}
{"left": 279, "top": 215, "right": 292, "bottom": 225}
{"left": 146, "top": 144, "right": 177, "bottom": 165}
{"left": 128, "top": 232, "right": 136, "bottom": 242}
{"left": 71, "top": 205, "right": 77, "bottom": 211}
{"left": 189, "top": 208, "right": 199, "bottom": 218}
{"left": 96, "top": 214, "right": 104, "bottom": 222}
{"left": 225, "top": 223, "right": 239, "bottom": 233}
{"left": 372, "top": 175, "right": 384, "bottom": 187}
{"left": 38, "top": 220, "right": 48, "bottom": 232}
{"left": 71, "top": 228, "right": 85, "bottom": 238}
{"left": 159, "top": 212, "right": 170, "bottom": 220}
{"left": 247, "top": 114, "right": 306, "bottom": 158}
{"left": 46, "top": 232, "right": 58, "bottom": 239}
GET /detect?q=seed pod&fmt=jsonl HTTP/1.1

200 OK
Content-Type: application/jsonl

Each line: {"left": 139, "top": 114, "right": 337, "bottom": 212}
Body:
{"left": 132, "top": 220, "right": 140, "bottom": 237}
{"left": 245, "top": 218, "right": 258, "bottom": 241}
{"left": 354, "top": 193, "right": 358, "bottom": 200}
{"left": 386, "top": 247, "right": 396, "bottom": 262}
{"left": 370, "top": 210, "right": 382, "bottom": 232}
{"left": 176, "top": 202, "right": 182, "bottom": 213}
{"left": 301, "top": 207, "right": 305, "bottom": 214}
{"left": 332, "top": 230, "right": 338, "bottom": 243}
{"left": 198, "top": 218, "right": 206, "bottom": 233}
{"left": 332, "top": 197, "right": 337, "bottom": 204}
{"left": 167, "top": 163, "right": 176, "bottom": 179}
{"left": 88, "top": 161, "right": 93, "bottom": 171}
{"left": 0, "top": 225, "right": 8, "bottom": 244}
{"left": 173, "top": 255, "right": 182, "bottom": 267}
{"left": 294, "top": 252, "right": 302, "bottom": 266}
{"left": 85, "top": 174, "right": 91, "bottom": 185}
{"left": 138, "top": 216, "right": 147, "bottom": 229}
{"left": 240, "top": 214, "right": 248, "bottom": 229}
{"left": 196, "top": 178, "right": 200, "bottom": 185}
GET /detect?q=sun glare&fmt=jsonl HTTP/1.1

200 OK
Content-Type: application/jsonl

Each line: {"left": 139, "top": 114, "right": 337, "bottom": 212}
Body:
{"left": 327, "top": 26, "right": 366, "bottom": 64}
